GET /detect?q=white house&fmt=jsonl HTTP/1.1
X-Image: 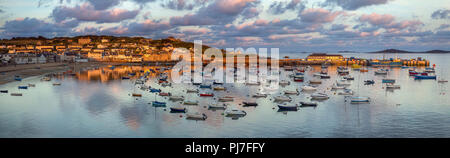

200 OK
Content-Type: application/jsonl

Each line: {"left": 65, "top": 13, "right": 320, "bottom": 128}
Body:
{"left": 38, "top": 54, "right": 47, "bottom": 63}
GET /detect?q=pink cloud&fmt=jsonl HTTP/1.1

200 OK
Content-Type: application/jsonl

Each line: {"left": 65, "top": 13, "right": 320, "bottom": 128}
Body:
{"left": 300, "top": 8, "right": 343, "bottom": 23}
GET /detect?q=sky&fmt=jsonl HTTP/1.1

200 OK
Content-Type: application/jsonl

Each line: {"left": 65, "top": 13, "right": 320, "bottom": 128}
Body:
{"left": 0, "top": 0, "right": 449, "bottom": 52}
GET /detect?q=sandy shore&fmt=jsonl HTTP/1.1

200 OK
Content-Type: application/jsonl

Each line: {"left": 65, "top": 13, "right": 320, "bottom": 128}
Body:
{"left": 0, "top": 62, "right": 119, "bottom": 85}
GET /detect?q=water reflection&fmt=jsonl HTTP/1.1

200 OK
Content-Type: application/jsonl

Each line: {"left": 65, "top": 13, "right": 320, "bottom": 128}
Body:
{"left": 0, "top": 53, "right": 450, "bottom": 137}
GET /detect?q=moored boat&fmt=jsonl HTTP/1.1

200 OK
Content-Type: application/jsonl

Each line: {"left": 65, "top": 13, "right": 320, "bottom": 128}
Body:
{"left": 386, "top": 83, "right": 400, "bottom": 89}
{"left": 301, "top": 85, "right": 317, "bottom": 91}
{"left": 374, "top": 69, "right": 388, "bottom": 75}
{"left": 382, "top": 79, "right": 396, "bottom": 83}
{"left": 18, "top": 86, "right": 28, "bottom": 89}
{"left": 279, "top": 80, "right": 290, "bottom": 86}
{"left": 213, "top": 86, "right": 226, "bottom": 91}
{"left": 350, "top": 96, "right": 370, "bottom": 103}
{"left": 199, "top": 84, "right": 212, "bottom": 89}
{"left": 183, "top": 100, "right": 199, "bottom": 105}
{"left": 414, "top": 75, "right": 437, "bottom": 80}
{"left": 10, "top": 93, "right": 22, "bottom": 96}
{"left": 252, "top": 93, "right": 267, "bottom": 98}
{"left": 242, "top": 101, "right": 258, "bottom": 106}
{"left": 225, "top": 108, "right": 247, "bottom": 117}
{"left": 310, "top": 93, "right": 329, "bottom": 100}
{"left": 218, "top": 96, "right": 234, "bottom": 102}
{"left": 284, "top": 89, "right": 299, "bottom": 95}
{"left": 208, "top": 103, "right": 227, "bottom": 109}
{"left": 132, "top": 93, "right": 142, "bottom": 97}
{"left": 0, "top": 90, "right": 8, "bottom": 93}
{"left": 186, "top": 88, "right": 199, "bottom": 93}
{"left": 309, "top": 79, "right": 322, "bottom": 84}
{"left": 152, "top": 101, "right": 167, "bottom": 107}
{"left": 277, "top": 104, "right": 298, "bottom": 111}
{"left": 300, "top": 101, "right": 318, "bottom": 107}
{"left": 186, "top": 112, "right": 207, "bottom": 120}
{"left": 338, "top": 89, "right": 353, "bottom": 95}
{"left": 273, "top": 96, "right": 292, "bottom": 102}
{"left": 53, "top": 82, "right": 61, "bottom": 86}
{"left": 170, "top": 106, "right": 186, "bottom": 113}
{"left": 169, "top": 95, "right": 185, "bottom": 100}
{"left": 199, "top": 93, "right": 214, "bottom": 97}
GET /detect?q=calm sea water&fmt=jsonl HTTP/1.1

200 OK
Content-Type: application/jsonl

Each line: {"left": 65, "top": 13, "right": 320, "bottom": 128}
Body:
{"left": 0, "top": 53, "right": 449, "bottom": 138}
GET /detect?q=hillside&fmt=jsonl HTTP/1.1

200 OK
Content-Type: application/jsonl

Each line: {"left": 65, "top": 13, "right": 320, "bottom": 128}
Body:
{"left": 368, "top": 49, "right": 450, "bottom": 54}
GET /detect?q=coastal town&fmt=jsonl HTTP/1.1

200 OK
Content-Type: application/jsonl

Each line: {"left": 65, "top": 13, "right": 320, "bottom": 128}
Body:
{"left": 0, "top": 36, "right": 194, "bottom": 65}
{"left": 0, "top": 36, "right": 431, "bottom": 67}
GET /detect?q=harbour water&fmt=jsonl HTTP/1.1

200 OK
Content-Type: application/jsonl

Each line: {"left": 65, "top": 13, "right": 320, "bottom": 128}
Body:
{"left": 0, "top": 53, "right": 449, "bottom": 138}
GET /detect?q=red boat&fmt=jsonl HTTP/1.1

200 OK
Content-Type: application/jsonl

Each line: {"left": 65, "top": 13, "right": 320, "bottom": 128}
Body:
{"left": 409, "top": 71, "right": 428, "bottom": 76}
{"left": 159, "top": 80, "right": 168, "bottom": 83}
{"left": 293, "top": 78, "right": 303, "bottom": 82}
{"left": 200, "top": 93, "right": 214, "bottom": 97}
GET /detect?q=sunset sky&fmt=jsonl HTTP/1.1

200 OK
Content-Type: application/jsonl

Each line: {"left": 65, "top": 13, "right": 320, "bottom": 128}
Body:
{"left": 0, "top": 0, "right": 449, "bottom": 52}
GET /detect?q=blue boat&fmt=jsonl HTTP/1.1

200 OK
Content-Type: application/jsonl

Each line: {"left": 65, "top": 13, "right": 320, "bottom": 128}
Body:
{"left": 18, "top": 86, "right": 28, "bottom": 89}
{"left": 14, "top": 76, "right": 22, "bottom": 81}
{"left": 122, "top": 77, "right": 130, "bottom": 80}
{"left": 170, "top": 107, "right": 186, "bottom": 113}
{"left": 401, "top": 66, "right": 409, "bottom": 69}
{"left": 277, "top": 104, "right": 298, "bottom": 111}
{"left": 382, "top": 79, "right": 396, "bottom": 83}
{"left": 414, "top": 75, "right": 436, "bottom": 80}
{"left": 152, "top": 101, "right": 167, "bottom": 107}
{"left": 295, "top": 72, "right": 304, "bottom": 75}
{"left": 149, "top": 88, "right": 162, "bottom": 93}
{"left": 128, "top": 72, "right": 136, "bottom": 76}
{"left": 199, "top": 85, "right": 212, "bottom": 89}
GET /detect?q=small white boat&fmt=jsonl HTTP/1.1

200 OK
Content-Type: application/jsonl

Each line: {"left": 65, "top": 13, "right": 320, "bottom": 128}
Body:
{"left": 336, "top": 80, "right": 351, "bottom": 87}
{"left": 313, "top": 73, "right": 322, "bottom": 77}
{"left": 284, "top": 90, "right": 299, "bottom": 95}
{"left": 438, "top": 79, "right": 448, "bottom": 83}
{"left": 218, "top": 96, "right": 234, "bottom": 102}
{"left": 183, "top": 100, "right": 199, "bottom": 105}
{"left": 246, "top": 82, "right": 261, "bottom": 86}
{"left": 331, "top": 84, "right": 345, "bottom": 89}
{"left": 208, "top": 103, "right": 227, "bottom": 109}
{"left": 41, "top": 77, "right": 51, "bottom": 81}
{"left": 279, "top": 80, "right": 290, "bottom": 86}
{"left": 350, "top": 96, "right": 370, "bottom": 103}
{"left": 386, "top": 84, "right": 400, "bottom": 89}
{"left": 213, "top": 86, "right": 226, "bottom": 91}
{"left": 375, "top": 69, "right": 388, "bottom": 75}
{"left": 225, "top": 108, "right": 247, "bottom": 117}
{"left": 337, "top": 69, "right": 350, "bottom": 73}
{"left": 53, "top": 82, "right": 61, "bottom": 86}
{"left": 169, "top": 95, "right": 185, "bottom": 101}
{"left": 10, "top": 93, "right": 23, "bottom": 96}
{"left": 309, "top": 79, "right": 322, "bottom": 84}
{"left": 273, "top": 96, "right": 292, "bottom": 102}
{"left": 338, "top": 89, "right": 353, "bottom": 95}
{"left": 186, "top": 88, "right": 198, "bottom": 93}
{"left": 252, "top": 93, "right": 267, "bottom": 98}
{"left": 301, "top": 85, "right": 317, "bottom": 91}
{"left": 186, "top": 112, "right": 207, "bottom": 120}
{"left": 310, "top": 93, "right": 329, "bottom": 100}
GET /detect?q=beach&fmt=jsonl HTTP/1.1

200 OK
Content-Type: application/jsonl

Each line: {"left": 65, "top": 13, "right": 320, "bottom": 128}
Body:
{"left": 0, "top": 62, "right": 116, "bottom": 85}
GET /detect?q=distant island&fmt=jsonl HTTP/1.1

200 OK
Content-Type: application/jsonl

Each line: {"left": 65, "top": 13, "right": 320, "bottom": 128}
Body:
{"left": 367, "top": 49, "right": 450, "bottom": 54}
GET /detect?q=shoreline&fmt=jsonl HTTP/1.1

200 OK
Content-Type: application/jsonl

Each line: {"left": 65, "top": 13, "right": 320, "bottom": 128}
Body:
{"left": 0, "top": 62, "right": 121, "bottom": 85}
